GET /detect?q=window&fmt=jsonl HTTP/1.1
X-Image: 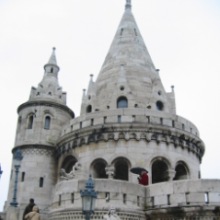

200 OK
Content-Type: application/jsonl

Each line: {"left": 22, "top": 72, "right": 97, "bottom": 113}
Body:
{"left": 21, "top": 172, "right": 25, "bottom": 182}
{"left": 39, "top": 177, "right": 44, "bottom": 187}
{"left": 44, "top": 116, "right": 51, "bottom": 130}
{"left": 59, "top": 195, "right": 61, "bottom": 206}
{"left": 27, "top": 115, "right": 34, "bottom": 129}
{"left": 156, "top": 101, "right": 164, "bottom": 111}
{"left": 117, "top": 96, "right": 128, "bottom": 108}
{"left": 71, "top": 193, "right": 74, "bottom": 204}
{"left": 86, "top": 105, "right": 92, "bottom": 113}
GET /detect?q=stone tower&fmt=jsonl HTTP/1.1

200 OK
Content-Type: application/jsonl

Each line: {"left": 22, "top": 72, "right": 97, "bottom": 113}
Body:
{"left": 5, "top": 48, "right": 74, "bottom": 219}
{"left": 3, "top": 1, "right": 220, "bottom": 220}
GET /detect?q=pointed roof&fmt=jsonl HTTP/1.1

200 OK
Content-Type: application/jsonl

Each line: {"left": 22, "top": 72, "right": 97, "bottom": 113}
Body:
{"left": 44, "top": 47, "right": 59, "bottom": 71}
{"left": 28, "top": 48, "right": 66, "bottom": 105}
{"left": 80, "top": 1, "right": 176, "bottom": 115}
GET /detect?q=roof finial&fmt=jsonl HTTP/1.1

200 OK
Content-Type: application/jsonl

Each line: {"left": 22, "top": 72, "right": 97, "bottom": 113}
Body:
{"left": 125, "top": 0, "right": 132, "bottom": 10}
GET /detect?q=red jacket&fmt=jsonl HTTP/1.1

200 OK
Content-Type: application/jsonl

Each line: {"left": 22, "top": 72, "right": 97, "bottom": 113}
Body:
{"left": 138, "top": 172, "right": 149, "bottom": 186}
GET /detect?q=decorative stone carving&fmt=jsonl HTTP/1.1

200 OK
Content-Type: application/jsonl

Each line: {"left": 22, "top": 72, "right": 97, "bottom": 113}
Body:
{"left": 103, "top": 207, "right": 121, "bottom": 220}
{"left": 60, "top": 162, "right": 82, "bottom": 180}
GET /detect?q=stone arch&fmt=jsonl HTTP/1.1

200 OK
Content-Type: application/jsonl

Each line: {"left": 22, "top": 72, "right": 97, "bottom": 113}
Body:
{"left": 112, "top": 157, "right": 131, "bottom": 181}
{"left": 91, "top": 158, "right": 108, "bottom": 179}
{"left": 174, "top": 161, "right": 189, "bottom": 180}
{"left": 151, "top": 157, "right": 170, "bottom": 184}
{"left": 61, "top": 155, "right": 78, "bottom": 173}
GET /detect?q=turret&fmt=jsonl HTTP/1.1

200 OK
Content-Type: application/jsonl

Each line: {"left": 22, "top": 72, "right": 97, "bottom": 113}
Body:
{"left": 6, "top": 48, "right": 74, "bottom": 216}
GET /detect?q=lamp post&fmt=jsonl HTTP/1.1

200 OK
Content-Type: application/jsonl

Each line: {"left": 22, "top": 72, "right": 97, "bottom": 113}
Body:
{"left": 10, "top": 149, "right": 23, "bottom": 207}
{"left": 80, "top": 175, "right": 97, "bottom": 220}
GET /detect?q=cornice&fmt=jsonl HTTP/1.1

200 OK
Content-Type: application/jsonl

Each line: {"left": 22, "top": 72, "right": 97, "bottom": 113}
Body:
{"left": 17, "top": 100, "right": 74, "bottom": 118}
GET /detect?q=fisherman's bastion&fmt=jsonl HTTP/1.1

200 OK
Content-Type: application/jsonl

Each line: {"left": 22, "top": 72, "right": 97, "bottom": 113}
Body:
{"left": 1, "top": 1, "right": 220, "bottom": 219}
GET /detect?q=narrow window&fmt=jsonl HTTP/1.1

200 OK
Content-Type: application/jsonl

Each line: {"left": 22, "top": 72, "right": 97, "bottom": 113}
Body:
{"left": 160, "top": 118, "right": 163, "bottom": 125}
{"left": 91, "top": 119, "right": 94, "bottom": 126}
{"left": 44, "top": 116, "right": 51, "bottom": 130}
{"left": 80, "top": 122, "right": 82, "bottom": 129}
{"left": 104, "top": 117, "right": 107, "bottom": 124}
{"left": 146, "top": 116, "right": 150, "bottom": 123}
{"left": 105, "top": 192, "right": 110, "bottom": 202}
{"left": 137, "top": 196, "right": 140, "bottom": 206}
{"left": 50, "top": 67, "right": 53, "bottom": 73}
{"left": 71, "top": 193, "right": 74, "bottom": 204}
{"left": 120, "top": 28, "right": 124, "bottom": 36}
{"left": 123, "top": 194, "right": 127, "bottom": 204}
{"left": 182, "top": 123, "right": 185, "bottom": 130}
{"left": 134, "top": 28, "right": 138, "bottom": 36}
{"left": 27, "top": 115, "right": 34, "bottom": 129}
{"left": 172, "top": 120, "right": 175, "bottom": 128}
{"left": 117, "top": 96, "right": 128, "bottom": 108}
{"left": 59, "top": 195, "right": 61, "bottom": 206}
{"left": 167, "top": 194, "right": 171, "bottom": 205}
{"left": 21, "top": 172, "right": 25, "bottom": 182}
{"left": 204, "top": 192, "right": 209, "bottom": 204}
{"left": 118, "top": 115, "right": 121, "bottom": 123}
{"left": 151, "top": 197, "right": 155, "bottom": 207}
{"left": 39, "top": 177, "right": 44, "bottom": 188}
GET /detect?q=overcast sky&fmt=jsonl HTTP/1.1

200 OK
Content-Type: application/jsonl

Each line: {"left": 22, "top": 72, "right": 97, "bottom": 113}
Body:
{"left": 0, "top": 0, "right": 220, "bottom": 211}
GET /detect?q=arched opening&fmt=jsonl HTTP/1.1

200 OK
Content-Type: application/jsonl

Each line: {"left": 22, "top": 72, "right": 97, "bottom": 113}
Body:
{"left": 91, "top": 159, "right": 107, "bottom": 179}
{"left": 174, "top": 162, "right": 189, "bottom": 180}
{"left": 156, "top": 101, "right": 164, "bottom": 111}
{"left": 44, "top": 116, "right": 51, "bottom": 130}
{"left": 86, "top": 105, "right": 92, "bottom": 113}
{"left": 113, "top": 157, "right": 130, "bottom": 181}
{"left": 152, "top": 159, "right": 169, "bottom": 184}
{"left": 27, "top": 115, "right": 34, "bottom": 129}
{"left": 61, "top": 155, "right": 77, "bottom": 173}
{"left": 117, "top": 96, "right": 128, "bottom": 108}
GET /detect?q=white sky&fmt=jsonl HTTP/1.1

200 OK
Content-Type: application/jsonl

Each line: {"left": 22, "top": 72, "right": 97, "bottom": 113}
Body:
{"left": 0, "top": 0, "right": 220, "bottom": 211}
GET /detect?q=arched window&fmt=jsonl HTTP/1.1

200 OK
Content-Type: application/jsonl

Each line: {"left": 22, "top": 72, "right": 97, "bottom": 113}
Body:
{"left": 44, "top": 116, "right": 51, "bottom": 130}
{"left": 113, "top": 157, "right": 130, "bottom": 181}
{"left": 152, "top": 159, "right": 169, "bottom": 184}
{"left": 117, "top": 96, "right": 128, "bottom": 108}
{"left": 174, "top": 162, "right": 189, "bottom": 180}
{"left": 86, "top": 105, "right": 92, "bottom": 113}
{"left": 156, "top": 101, "right": 164, "bottom": 111}
{"left": 27, "top": 115, "right": 34, "bottom": 129}
{"left": 91, "top": 159, "right": 108, "bottom": 179}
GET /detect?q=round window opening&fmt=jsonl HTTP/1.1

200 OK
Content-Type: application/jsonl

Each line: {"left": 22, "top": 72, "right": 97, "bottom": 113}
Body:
{"left": 120, "top": 86, "right": 125, "bottom": 91}
{"left": 156, "top": 101, "right": 164, "bottom": 111}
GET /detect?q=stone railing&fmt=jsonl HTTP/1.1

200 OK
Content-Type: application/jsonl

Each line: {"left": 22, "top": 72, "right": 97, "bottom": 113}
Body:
{"left": 62, "top": 109, "right": 199, "bottom": 137}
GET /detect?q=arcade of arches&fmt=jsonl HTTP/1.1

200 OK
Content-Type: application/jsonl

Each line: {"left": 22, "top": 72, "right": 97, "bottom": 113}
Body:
{"left": 60, "top": 155, "right": 189, "bottom": 183}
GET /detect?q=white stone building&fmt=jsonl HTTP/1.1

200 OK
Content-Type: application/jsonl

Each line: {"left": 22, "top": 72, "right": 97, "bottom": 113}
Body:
{"left": 2, "top": 1, "right": 220, "bottom": 219}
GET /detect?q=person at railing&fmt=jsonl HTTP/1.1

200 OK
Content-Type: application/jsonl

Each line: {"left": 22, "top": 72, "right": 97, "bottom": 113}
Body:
{"left": 138, "top": 171, "right": 149, "bottom": 186}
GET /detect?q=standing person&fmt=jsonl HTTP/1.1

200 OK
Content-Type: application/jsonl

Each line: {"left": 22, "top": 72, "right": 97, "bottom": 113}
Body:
{"left": 25, "top": 206, "right": 41, "bottom": 220}
{"left": 23, "top": 198, "right": 36, "bottom": 220}
{"left": 138, "top": 171, "right": 149, "bottom": 186}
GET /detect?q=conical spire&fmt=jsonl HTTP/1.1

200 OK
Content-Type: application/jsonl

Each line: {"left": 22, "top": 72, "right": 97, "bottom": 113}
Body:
{"left": 47, "top": 47, "right": 57, "bottom": 65}
{"left": 80, "top": 1, "right": 176, "bottom": 115}
{"left": 44, "top": 47, "right": 60, "bottom": 73}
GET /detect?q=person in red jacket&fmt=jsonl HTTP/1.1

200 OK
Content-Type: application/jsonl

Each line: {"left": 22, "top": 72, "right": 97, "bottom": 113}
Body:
{"left": 138, "top": 171, "right": 149, "bottom": 186}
